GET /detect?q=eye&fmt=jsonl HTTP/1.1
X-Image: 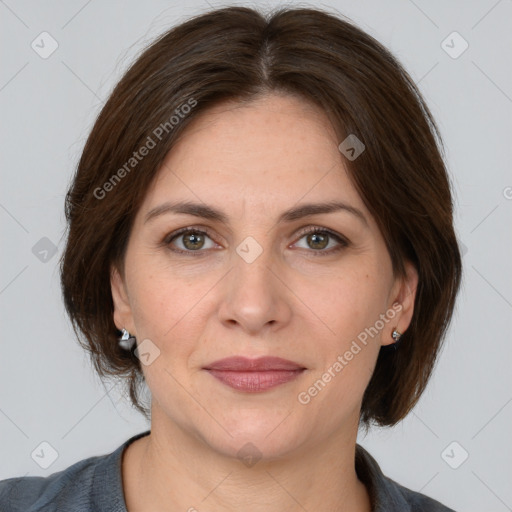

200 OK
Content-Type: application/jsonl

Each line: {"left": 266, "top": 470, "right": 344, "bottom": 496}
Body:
{"left": 292, "top": 227, "right": 349, "bottom": 256}
{"left": 163, "top": 226, "right": 349, "bottom": 256}
{"left": 164, "top": 228, "right": 218, "bottom": 254}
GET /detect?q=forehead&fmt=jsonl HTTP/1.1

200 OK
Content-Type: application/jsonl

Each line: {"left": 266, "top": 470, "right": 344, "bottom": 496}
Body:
{"left": 141, "top": 93, "right": 368, "bottom": 220}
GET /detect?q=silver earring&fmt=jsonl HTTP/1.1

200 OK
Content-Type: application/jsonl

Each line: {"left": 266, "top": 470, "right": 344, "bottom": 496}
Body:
{"left": 118, "top": 328, "right": 136, "bottom": 350}
{"left": 391, "top": 328, "right": 402, "bottom": 350}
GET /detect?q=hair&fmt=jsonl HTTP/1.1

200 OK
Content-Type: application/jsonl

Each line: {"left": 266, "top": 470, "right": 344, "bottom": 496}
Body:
{"left": 60, "top": 5, "right": 462, "bottom": 428}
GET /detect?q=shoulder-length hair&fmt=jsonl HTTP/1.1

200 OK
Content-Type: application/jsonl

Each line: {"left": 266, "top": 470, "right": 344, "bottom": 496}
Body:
{"left": 60, "top": 6, "right": 462, "bottom": 428}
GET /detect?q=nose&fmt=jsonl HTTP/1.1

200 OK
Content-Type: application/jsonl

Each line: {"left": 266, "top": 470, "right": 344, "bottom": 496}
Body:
{"left": 216, "top": 241, "right": 293, "bottom": 336}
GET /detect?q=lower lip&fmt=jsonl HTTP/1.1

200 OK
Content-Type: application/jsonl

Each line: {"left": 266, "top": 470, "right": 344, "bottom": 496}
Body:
{"left": 205, "top": 369, "right": 305, "bottom": 392}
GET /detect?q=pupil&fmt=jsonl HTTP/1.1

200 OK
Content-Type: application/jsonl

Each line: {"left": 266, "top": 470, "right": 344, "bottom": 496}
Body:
{"left": 184, "top": 232, "right": 204, "bottom": 250}
{"left": 309, "top": 233, "right": 328, "bottom": 249}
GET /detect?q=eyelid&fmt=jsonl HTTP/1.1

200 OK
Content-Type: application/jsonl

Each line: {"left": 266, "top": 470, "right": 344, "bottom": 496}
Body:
{"left": 163, "top": 225, "right": 221, "bottom": 247}
{"left": 292, "top": 225, "right": 349, "bottom": 244}
{"left": 290, "top": 225, "right": 349, "bottom": 255}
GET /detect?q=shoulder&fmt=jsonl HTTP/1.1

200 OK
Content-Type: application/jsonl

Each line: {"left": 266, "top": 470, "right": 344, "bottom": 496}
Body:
{"left": 355, "top": 443, "right": 457, "bottom": 512}
{"left": 0, "top": 431, "right": 150, "bottom": 512}
{"left": 0, "top": 455, "right": 102, "bottom": 512}
{"left": 388, "top": 477, "right": 457, "bottom": 511}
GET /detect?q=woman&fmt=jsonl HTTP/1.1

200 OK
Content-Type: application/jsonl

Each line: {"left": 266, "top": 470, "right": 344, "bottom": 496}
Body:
{"left": 0, "top": 5, "right": 461, "bottom": 511}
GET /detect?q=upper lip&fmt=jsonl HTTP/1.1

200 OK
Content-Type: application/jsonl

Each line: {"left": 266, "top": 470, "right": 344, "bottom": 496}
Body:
{"left": 203, "top": 356, "right": 305, "bottom": 371}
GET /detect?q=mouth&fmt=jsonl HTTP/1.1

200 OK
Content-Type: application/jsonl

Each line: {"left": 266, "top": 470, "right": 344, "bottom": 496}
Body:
{"left": 203, "top": 356, "right": 306, "bottom": 393}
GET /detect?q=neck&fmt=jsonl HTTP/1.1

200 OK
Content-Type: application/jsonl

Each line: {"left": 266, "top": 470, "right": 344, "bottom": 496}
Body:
{"left": 122, "top": 414, "right": 371, "bottom": 512}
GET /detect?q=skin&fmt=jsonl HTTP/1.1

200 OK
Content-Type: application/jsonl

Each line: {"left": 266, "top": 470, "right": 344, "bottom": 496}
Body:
{"left": 111, "top": 92, "right": 418, "bottom": 512}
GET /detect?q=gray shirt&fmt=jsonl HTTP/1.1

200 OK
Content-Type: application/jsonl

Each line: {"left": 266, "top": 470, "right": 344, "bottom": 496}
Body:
{"left": 0, "top": 430, "right": 456, "bottom": 511}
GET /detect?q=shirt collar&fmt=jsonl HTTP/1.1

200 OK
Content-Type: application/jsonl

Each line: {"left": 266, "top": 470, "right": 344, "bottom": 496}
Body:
{"left": 356, "top": 443, "right": 411, "bottom": 511}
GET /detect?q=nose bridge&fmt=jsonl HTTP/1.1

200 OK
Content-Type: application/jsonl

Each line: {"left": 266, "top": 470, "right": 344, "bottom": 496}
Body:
{"left": 217, "top": 231, "right": 290, "bottom": 333}
{"left": 232, "top": 232, "right": 277, "bottom": 298}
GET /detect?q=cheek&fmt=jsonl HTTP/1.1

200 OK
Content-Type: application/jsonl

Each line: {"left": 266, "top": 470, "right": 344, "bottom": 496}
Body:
{"left": 127, "top": 264, "right": 206, "bottom": 342}
{"left": 302, "top": 269, "right": 387, "bottom": 393}
{"left": 314, "top": 269, "right": 389, "bottom": 343}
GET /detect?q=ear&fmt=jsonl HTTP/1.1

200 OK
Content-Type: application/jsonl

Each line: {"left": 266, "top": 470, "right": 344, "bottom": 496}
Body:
{"left": 110, "top": 265, "right": 136, "bottom": 335}
{"left": 381, "top": 260, "right": 419, "bottom": 347}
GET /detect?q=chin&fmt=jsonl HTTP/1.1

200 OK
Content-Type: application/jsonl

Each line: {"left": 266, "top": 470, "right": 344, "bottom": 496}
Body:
{"left": 198, "top": 414, "right": 309, "bottom": 464}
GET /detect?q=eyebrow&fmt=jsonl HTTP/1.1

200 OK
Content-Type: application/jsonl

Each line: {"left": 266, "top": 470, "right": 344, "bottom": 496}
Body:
{"left": 144, "top": 200, "right": 368, "bottom": 227}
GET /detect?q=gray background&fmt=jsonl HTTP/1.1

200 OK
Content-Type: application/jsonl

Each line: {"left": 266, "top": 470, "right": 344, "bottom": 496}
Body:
{"left": 1, "top": 0, "right": 511, "bottom": 510}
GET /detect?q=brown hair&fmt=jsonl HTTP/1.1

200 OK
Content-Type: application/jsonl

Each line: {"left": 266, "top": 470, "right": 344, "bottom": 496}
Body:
{"left": 60, "top": 5, "right": 462, "bottom": 427}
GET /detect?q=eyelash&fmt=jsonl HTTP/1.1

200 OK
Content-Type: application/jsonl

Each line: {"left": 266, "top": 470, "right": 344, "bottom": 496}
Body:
{"left": 163, "top": 226, "right": 349, "bottom": 257}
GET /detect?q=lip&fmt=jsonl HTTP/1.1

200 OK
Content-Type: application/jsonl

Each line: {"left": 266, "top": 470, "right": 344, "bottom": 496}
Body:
{"left": 203, "top": 356, "right": 305, "bottom": 371}
{"left": 203, "top": 357, "right": 306, "bottom": 393}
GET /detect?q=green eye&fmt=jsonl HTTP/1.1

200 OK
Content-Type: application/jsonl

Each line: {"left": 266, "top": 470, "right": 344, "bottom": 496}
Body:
{"left": 165, "top": 228, "right": 217, "bottom": 254}
{"left": 305, "top": 231, "right": 329, "bottom": 250}
{"left": 164, "top": 226, "right": 349, "bottom": 256}
{"left": 181, "top": 231, "right": 207, "bottom": 250}
{"left": 293, "top": 228, "right": 348, "bottom": 256}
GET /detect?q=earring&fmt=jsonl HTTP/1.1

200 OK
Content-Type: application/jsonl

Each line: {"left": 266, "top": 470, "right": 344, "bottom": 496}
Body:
{"left": 391, "top": 328, "right": 402, "bottom": 350}
{"left": 118, "top": 328, "right": 136, "bottom": 350}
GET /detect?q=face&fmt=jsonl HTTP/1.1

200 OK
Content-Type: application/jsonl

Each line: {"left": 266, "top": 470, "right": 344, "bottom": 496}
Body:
{"left": 111, "top": 93, "right": 417, "bottom": 460}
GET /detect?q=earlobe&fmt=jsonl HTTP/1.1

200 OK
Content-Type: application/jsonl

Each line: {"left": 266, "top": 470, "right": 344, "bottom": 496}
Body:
{"left": 383, "top": 261, "right": 419, "bottom": 346}
{"left": 110, "top": 265, "right": 135, "bottom": 334}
